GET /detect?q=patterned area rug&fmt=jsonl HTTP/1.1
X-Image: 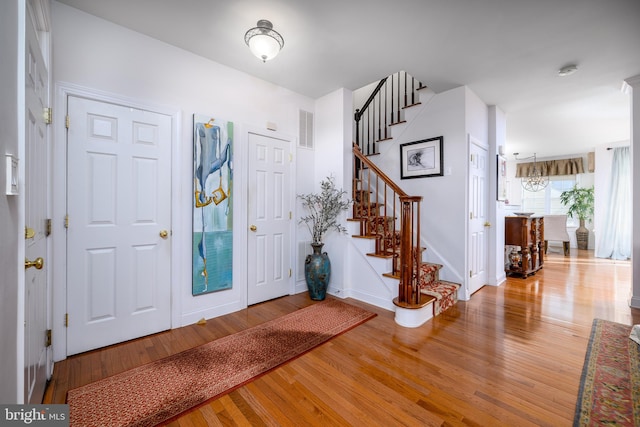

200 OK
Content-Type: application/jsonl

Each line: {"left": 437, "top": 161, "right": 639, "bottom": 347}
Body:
{"left": 574, "top": 319, "right": 640, "bottom": 426}
{"left": 67, "top": 299, "right": 376, "bottom": 427}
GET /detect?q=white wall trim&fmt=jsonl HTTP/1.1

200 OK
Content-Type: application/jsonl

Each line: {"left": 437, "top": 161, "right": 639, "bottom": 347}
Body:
{"left": 625, "top": 74, "right": 640, "bottom": 308}
{"left": 52, "top": 81, "right": 181, "bottom": 361}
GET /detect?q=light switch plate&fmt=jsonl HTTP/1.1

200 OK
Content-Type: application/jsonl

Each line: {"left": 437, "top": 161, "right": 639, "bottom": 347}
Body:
{"left": 6, "top": 154, "right": 18, "bottom": 195}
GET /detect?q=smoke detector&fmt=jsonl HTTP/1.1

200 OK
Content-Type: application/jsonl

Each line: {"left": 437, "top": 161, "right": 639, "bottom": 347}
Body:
{"left": 558, "top": 65, "right": 578, "bottom": 77}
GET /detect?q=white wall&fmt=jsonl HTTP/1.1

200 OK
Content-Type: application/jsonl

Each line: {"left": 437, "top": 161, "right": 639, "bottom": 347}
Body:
{"left": 489, "top": 106, "right": 507, "bottom": 286}
{"left": 306, "top": 89, "right": 352, "bottom": 297}
{"left": 465, "top": 87, "right": 489, "bottom": 148}
{"left": 0, "top": 0, "right": 25, "bottom": 404}
{"left": 51, "top": 2, "right": 316, "bottom": 337}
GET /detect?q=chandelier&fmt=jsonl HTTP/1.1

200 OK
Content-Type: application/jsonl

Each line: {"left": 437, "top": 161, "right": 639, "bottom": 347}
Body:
{"left": 515, "top": 153, "right": 548, "bottom": 192}
{"left": 244, "top": 20, "right": 284, "bottom": 62}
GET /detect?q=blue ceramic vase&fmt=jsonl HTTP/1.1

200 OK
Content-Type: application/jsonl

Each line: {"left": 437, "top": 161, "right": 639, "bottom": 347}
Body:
{"left": 304, "top": 243, "right": 331, "bottom": 300}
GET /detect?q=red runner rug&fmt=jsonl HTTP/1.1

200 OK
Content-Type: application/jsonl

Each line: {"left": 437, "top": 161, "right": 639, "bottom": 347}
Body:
{"left": 573, "top": 319, "right": 640, "bottom": 426}
{"left": 66, "top": 299, "right": 375, "bottom": 427}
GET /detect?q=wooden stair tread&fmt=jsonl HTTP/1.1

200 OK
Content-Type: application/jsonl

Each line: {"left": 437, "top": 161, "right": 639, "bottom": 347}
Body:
{"left": 421, "top": 280, "right": 460, "bottom": 294}
{"left": 393, "top": 294, "right": 435, "bottom": 309}
{"left": 420, "top": 280, "right": 461, "bottom": 316}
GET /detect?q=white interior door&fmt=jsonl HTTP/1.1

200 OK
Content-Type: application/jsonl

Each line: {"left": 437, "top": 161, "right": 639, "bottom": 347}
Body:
{"left": 24, "top": 7, "right": 49, "bottom": 404}
{"left": 468, "top": 139, "right": 489, "bottom": 297}
{"left": 247, "top": 132, "right": 291, "bottom": 305}
{"left": 66, "top": 96, "right": 172, "bottom": 355}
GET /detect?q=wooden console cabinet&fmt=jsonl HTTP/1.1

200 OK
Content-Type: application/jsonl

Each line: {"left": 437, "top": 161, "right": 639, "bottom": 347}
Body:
{"left": 505, "top": 216, "right": 544, "bottom": 277}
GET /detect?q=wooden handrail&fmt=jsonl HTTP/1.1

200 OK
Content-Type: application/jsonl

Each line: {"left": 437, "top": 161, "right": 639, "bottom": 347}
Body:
{"left": 354, "top": 72, "right": 426, "bottom": 157}
{"left": 353, "top": 145, "right": 407, "bottom": 197}
{"left": 352, "top": 145, "right": 424, "bottom": 307}
{"left": 354, "top": 77, "right": 388, "bottom": 122}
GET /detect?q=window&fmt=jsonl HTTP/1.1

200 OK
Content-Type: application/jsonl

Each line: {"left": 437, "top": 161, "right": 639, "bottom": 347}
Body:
{"left": 521, "top": 176, "right": 577, "bottom": 226}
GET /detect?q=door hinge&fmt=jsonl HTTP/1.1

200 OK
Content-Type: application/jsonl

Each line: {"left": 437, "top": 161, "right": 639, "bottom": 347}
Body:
{"left": 470, "top": 211, "right": 473, "bottom": 220}
{"left": 289, "top": 211, "right": 292, "bottom": 220}
{"left": 64, "top": 313, "right": 69, "bottom": 328}
{"left": 45, "top": 219, "right": 52, "bottom": 236}
{"left": 65, "top": 115, "right": 70, "bottom": 129}
{"left": 289, "top": 153, "right": 293, "bottom": 162}
{"left": 289, "top": 268, "right": 292, "bottom": 278}
{"left": 64, "top": 215, "right": 69, "bottom": 229}
{"left": 45, "top": 329, "right": 52, "bottom": 347}
{"left": 44, "top": 108, "right": 52, "bottom": 125}
{"left": 469, "top": 270, "right": 472, "bottom": 278}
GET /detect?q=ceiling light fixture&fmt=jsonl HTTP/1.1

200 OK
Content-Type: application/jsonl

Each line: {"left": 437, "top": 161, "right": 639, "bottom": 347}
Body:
{"left": 514, "top": 153, "right": 548, "bottom": 192}
{"left": 244, "top": 20, "right": 284, "bottom": 63}
{"left": 558, "top": 64, "right": 578, "bottom": 77}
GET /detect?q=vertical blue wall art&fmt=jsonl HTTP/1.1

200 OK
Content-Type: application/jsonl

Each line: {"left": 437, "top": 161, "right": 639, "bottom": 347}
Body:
{"left": 192, "top": 114, "right": 233, "bottom": 295}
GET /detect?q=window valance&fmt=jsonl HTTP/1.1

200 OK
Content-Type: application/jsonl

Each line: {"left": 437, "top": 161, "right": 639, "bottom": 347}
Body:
{"left": 515, "top": 157, "right": 584, "bottom": 178}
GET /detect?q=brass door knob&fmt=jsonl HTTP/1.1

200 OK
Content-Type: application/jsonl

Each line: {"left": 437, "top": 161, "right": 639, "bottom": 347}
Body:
{"left": 250, "top": 225, "right": 257, "bottom": 232}
{"left": 159, "top": 230, "right": 169, "bottom": 239}
{"left": 25, "top": 257, "right": 44, "bottom": 270}
{"left": 484, "top": 222, "right": 491, "bottom": 227}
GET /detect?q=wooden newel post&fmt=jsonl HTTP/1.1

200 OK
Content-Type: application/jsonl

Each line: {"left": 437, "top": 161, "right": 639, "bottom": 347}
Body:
{"left": 398, "top": 196, "right": 422, "bottom": 305}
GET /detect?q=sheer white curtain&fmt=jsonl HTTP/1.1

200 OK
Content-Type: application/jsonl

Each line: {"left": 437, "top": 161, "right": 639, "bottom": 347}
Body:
{"left": 596, "top": 147, "right": 631, "bottom": 259}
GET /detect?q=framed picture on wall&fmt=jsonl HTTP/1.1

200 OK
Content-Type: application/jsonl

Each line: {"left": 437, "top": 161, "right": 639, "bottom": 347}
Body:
{"left": 192, "top": 114, "right": 234, "bottom": 296}
{"left": 399, "top": 136, "right": 444, "bottom": 179}
{"left": 497, "top": 154, "right": 507, "bottom": 201}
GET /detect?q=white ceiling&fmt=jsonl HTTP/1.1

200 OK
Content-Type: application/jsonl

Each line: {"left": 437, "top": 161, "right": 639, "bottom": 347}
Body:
{"left": 55, "top": 0, "right": 640, "bottom": 158}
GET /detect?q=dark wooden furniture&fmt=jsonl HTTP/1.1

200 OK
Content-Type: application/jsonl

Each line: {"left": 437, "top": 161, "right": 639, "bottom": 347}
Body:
{"left": 505, "top": 216, "right": 544, "bottom": 277}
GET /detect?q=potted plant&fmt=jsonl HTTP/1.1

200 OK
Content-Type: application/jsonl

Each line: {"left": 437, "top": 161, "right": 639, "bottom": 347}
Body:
{"left": 298, "top": 176, "right": 351, "bottom": 300}
{"left": 559, "top": 185, "right": 594, "bottom": 250}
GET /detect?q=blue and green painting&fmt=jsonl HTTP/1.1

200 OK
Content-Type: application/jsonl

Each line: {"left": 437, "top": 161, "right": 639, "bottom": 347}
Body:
{"left": 192, "top": 115, "right": 233, "bottom": 295}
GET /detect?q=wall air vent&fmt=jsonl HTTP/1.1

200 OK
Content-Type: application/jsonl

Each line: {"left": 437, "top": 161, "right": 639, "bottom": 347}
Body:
{"left": 298, "top": 110, "right": 314, "bottom": 149}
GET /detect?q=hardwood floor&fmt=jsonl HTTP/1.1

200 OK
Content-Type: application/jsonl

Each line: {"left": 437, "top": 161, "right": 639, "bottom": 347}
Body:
{"left": 44, "top": 250, "right": 639, "bottom": 426}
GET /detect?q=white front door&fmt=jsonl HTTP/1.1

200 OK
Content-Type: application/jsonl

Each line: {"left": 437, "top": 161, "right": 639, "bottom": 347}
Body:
{"left": 468, "top": 139, "right": 489, "bottom": 298}
{"left": 247, "top": 132, "right": 292, "bottom": 305}
{"left": 24, "top": 6, "right": 49, "bottom": 403}
{"left": 66, "top": 96, "right": 172, "bottom": 355}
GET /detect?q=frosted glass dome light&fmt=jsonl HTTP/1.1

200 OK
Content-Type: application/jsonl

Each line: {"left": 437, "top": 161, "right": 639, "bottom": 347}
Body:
{"left": 244, "top": 20, "right": 284, "bottom": 62}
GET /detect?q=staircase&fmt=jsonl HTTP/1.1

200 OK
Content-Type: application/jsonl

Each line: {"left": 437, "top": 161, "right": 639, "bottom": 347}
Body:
{"left": 350, "top": 71, "right": 460, "bottom": 326}
{"left": 354, "top": 71, "right": 427, "bottom": 156}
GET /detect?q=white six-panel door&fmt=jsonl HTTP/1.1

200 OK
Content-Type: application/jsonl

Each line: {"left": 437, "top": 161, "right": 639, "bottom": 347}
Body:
{"left": 247, "top": 132, "right": 291, "bottom": 305}
{"left": 24, "top": 6, "right": 49, "bottom": 403}
{"left": 468, "top": 139, "right": 489, "bottom": 297}
{"left": 66, "top": 96, "right": 172, "bottom": 355}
